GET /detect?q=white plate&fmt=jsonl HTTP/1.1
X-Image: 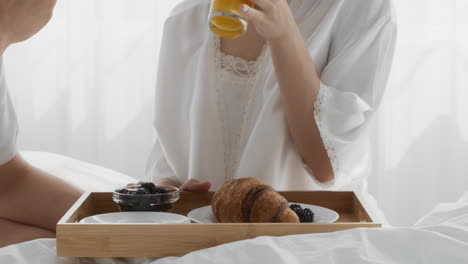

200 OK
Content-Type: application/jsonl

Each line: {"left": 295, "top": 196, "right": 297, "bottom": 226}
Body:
{"left": 188, "top": 203, "right": 339, "bottom": 223}
{"left": 79, "top": 212, "right": 190, "bottom": 224}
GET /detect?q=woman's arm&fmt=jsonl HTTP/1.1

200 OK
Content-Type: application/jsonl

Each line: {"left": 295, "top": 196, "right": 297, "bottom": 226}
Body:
{"left": 270, "top": 33, "right": 333, "bottom": 183}
{"left": 241, "top": 0, "right": 332, "bottom": 182}
{"left": 242, "top": 0, "right": 397, "bottom": 186}
{"left": 0, "top": 154, "right": 82, "bottom": 232}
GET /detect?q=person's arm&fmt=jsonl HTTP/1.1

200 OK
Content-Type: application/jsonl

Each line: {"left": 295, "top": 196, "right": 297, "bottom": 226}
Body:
{"left": 0, "top": 0, "right": 56, "bottom": 56}
{"left": 241, "top": 0, "right": 397, "bottom": 185}
{"left": 241, "top": 0, "right": 331, "bottom": 182}
{"left": 269, "top": 27, "right": 333, "bottom": 182}
{"left": 0, "top": 0, "right": 82, "bottom": 233}
{"left": 0, "top": 38, "right": 8, "bottom": 55}
{"left": 0, "top": 154, "right": 82, "bottom": 231}
{"left": 271, "top": 36, "right": 334, "bottom": 182}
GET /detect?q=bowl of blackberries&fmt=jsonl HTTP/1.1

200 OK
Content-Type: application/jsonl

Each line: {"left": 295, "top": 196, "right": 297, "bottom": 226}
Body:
{"left": 113, "top": 182, "right": 179, "bottom": 212}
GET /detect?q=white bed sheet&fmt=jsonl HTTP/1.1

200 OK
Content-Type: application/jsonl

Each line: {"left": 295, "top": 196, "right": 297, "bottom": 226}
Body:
{"left": 1, "top": 152, "right": 468, "bottom": 263}
{"left": 21, "top": 151, "right": 138, "bottom": 191}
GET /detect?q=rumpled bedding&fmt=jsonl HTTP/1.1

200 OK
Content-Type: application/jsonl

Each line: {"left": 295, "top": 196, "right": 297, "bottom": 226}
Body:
{"left": 20, "top": 151, "right": 137, "bottom": 191}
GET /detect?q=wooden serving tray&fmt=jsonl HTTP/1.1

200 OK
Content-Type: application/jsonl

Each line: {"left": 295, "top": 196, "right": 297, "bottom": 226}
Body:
{"left": 57, "top": 191, "right": 380, "bottom": 257}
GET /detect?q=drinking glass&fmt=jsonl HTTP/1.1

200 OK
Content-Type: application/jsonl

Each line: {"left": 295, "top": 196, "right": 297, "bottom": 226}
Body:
{"left": 208, "top": 0, "right": 254, "bottom": 38}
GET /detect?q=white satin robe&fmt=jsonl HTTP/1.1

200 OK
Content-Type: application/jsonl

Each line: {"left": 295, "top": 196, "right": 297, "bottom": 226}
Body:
{"left": 147, "top": 0, "right": 397, "bottom": 222}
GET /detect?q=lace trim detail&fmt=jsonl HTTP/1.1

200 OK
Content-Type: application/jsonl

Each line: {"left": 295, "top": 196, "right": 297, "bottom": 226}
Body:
{"left": 220, "top": 54, "right": 259, "bottom": 77}
{"left": 213, "top": 36, "right": 261, "bottom": 83}
{"left": 212, "top": 35, "right": 269, "bottom": 181}
{"left": 313, "top": 83, "right": 339, "bottom": 178}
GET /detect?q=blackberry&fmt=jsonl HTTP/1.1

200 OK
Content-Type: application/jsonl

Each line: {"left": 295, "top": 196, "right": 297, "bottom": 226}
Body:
{"left": 290, "top": 204, "right": 315, "bottom": 223}
{"left": 300, "top": 208, "right": 315, "bottom": 223}
{"left": 140, "top": 182, "right": 169, "bottom": 194}
{"left": 290, "top": 204, "right": 302, "bottom": 212}
{"left": 153, "top": 187, "right": 168, "bottom": 194}
{"left": 141, "top": 182, "right": 157, "bottom": 193}
{"left": 136, "top": 188, "right": 150, "bottom": 195}
{"left": 116, "top": 188, "right": 129, "bottom": 194}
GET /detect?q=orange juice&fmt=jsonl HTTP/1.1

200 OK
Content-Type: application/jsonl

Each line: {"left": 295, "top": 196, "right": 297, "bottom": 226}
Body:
{"left": 208, "top": 0, "right": 254, "bottom": 38}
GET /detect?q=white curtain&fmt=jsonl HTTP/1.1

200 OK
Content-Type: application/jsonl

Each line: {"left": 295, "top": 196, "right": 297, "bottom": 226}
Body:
{"left": 4, "top": 0, "right": 468, "bottom": 226}
{"left": 368, "top": 0, "right": 468, "bottom": 226}
{"left": 4, "top": 0, "right": 183, "bottom": 179}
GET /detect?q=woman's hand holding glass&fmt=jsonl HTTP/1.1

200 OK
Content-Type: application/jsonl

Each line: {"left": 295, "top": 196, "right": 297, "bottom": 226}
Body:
{"left": 240, "top": 0, "right": 297, "bottom": 41}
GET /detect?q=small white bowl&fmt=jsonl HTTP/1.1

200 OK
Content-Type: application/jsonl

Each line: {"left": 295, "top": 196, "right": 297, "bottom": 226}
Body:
{"left": 79, "top": 212, "right": 190, "bottom": 224}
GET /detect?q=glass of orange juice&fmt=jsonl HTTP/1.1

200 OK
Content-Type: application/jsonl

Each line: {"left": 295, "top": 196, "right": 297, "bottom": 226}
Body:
{"left": 208, "top": 0, "right": 254, "bottom": 39}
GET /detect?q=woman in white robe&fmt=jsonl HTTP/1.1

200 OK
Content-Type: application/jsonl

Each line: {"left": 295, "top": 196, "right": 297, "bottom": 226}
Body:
{"left": 147, "top": 0, "right": 397, "bottom": 222}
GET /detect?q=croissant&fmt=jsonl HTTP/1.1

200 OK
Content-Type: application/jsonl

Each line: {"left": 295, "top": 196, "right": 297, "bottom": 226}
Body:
{"left": 212, "top": 177, "right": 300, "bottom": 223}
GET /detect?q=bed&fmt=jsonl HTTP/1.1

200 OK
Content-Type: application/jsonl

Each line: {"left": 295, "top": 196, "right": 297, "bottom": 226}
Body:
{"left": 1, "top": 152, "right": 467, "bottom": 264}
